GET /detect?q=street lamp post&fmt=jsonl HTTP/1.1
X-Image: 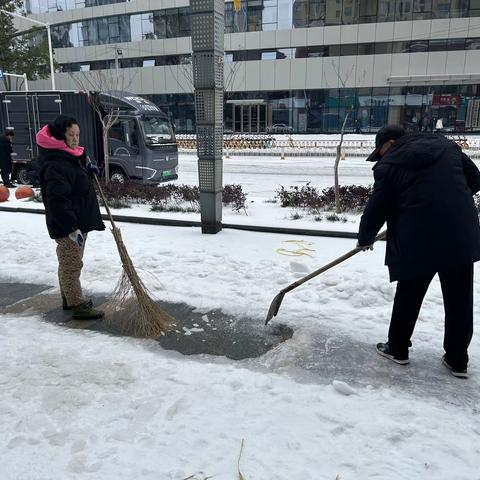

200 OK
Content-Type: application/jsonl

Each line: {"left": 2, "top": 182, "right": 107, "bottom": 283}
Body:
{"left": 0, "top": 9, "right": 56, "bottom": 90}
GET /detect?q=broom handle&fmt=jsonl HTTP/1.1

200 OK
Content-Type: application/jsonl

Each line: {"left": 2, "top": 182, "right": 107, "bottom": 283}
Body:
{"left": 92, "top": 174, "right": 117, "bottom": 229}
{"left": 281, "top": 230, "right": 387, "bottom": 295}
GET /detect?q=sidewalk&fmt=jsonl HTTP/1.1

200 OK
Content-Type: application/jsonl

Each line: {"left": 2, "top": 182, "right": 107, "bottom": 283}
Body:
{"left": 0, "top": 281, "right": 292, "bottom": 361}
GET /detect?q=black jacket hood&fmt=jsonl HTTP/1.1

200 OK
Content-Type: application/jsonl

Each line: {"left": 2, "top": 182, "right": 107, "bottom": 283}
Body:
{"left": 375, "top": 133, "right": 457, "bottom": 171}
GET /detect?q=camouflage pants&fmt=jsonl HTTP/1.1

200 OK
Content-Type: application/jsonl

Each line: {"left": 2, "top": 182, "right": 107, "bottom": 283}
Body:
{"left": 55, "top": 235, "right": 88, "bottom": 307}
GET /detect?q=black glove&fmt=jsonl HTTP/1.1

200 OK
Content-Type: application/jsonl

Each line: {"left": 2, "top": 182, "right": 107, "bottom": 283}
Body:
{"left": 356, "top": 242, "right": 373, "bottom": 251}
{"left": 87, "top": 163, "right": 100, "bottom": 176}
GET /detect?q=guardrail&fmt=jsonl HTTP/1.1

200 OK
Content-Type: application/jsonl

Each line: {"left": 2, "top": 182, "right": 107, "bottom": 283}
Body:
{"left": 176, "top": 134, "right": 480, "bottom": 158}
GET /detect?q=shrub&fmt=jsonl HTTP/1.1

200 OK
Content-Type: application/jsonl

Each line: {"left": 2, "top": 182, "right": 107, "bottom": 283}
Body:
{"left": 325, "top": 213, "right": 348, "bottom": 222}
{"left": 109, "top": 198, "right": 132, "bottom": 209}
{"left": 223, "top": 184, "right": 247, "bottom": 213}
{"left": 275, "top": 183, "right": 323, "bottom": 212}
{"left": 275, "top": 183, "right": 372, "bottom": 214}
{"left": 97, "top": 181, "right": 247, "bottom": 213}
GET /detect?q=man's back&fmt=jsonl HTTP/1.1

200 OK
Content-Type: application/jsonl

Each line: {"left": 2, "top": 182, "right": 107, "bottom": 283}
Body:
{"left": 360, "top": 133, "right": 480, "bottom": 280}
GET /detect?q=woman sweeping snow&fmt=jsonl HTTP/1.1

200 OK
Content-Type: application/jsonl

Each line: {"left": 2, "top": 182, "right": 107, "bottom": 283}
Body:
{"left": 37, "top": 115, "right": 105, "bottom": 320}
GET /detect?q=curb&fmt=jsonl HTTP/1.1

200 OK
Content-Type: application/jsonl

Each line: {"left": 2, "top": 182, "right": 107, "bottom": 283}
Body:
{"left": 0, "top": 205, "right": 359, "bottom": 239}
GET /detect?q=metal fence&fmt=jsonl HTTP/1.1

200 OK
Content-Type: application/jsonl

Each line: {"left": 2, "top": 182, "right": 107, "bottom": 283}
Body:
{"left": 176, "top": 134, "right": 480, "bottom": 158}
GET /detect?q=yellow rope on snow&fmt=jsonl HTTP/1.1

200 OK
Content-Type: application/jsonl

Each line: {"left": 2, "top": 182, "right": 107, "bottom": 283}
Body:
{"left": 276, "top": 240, "right": 316, "bottom": 257}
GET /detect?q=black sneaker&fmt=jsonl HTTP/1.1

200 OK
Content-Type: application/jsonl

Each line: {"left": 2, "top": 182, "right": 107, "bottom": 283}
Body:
{"left": 442, "top": 355, "right": 468, "bottom": 379}
{"left": 376, "top": 342, "right": 409, "bottom": 365}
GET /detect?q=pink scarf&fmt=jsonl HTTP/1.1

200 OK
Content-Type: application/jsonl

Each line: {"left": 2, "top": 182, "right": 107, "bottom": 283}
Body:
{"left": 36, "top": 124, "right": 85, "bottom": 157}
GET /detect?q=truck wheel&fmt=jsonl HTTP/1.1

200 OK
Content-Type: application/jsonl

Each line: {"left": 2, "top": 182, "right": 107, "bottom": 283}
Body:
{"left": 110, "top": 170, "right": 127, "bottom": 183}
{"left": 15, "top": 167, "right": 29, "bottom": 185}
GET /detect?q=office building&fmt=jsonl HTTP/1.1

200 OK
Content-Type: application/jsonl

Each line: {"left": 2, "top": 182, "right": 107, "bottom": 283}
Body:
{"left": 22, "top": 0, "right": 480, "bottom": 133}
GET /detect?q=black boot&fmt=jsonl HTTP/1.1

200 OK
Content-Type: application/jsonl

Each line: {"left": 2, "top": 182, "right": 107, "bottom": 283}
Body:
{"left": 72, "top": 300, "right": 104, "bottom": 320}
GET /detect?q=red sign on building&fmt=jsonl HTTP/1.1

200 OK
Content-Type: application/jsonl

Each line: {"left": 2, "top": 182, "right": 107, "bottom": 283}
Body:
{"left": 432, "top": 95, "right": 461, "bottom": 106}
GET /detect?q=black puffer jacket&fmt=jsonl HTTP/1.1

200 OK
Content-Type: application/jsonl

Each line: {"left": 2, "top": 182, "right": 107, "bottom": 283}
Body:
{"left": 38, "top": 147, "right": 105, "bottom": 239}
{"left": 358, "top": 133, "right": 480, "bottom": 281}
{"left": 0, "top": 135, "right": 13, "bottom": 170}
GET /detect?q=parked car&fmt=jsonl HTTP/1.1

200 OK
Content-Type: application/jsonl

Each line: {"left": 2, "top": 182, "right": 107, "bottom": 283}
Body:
{"left": 267, "top": 123, "right": 294, "bottom": 133}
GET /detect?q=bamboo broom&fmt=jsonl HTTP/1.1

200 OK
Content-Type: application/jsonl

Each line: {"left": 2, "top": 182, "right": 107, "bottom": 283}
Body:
{"left": 93, "top": 175, "right": 175, "bottom": 337}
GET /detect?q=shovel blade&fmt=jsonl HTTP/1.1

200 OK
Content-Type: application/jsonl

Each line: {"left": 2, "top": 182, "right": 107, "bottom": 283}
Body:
{"left": 265, "top": 290, "right": 287, "bottom": 325}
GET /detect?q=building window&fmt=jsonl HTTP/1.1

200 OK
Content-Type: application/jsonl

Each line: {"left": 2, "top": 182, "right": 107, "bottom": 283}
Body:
{"left": 377, "top": 0, "right": 395, "bottom": 22}
{"left": 432, "top": 0, "right": 451, "bottom": 18}
{"left": 293, "top": 0, "right": 309, "bottom": 27}
{"left": 374, "top": 42, "right": 393, "bottom": 54}
{"left": 470, "top": 0, "right": 480, "bottom": 16}
{"left": 340, "top": 43, "right": 358, "bottom": 55}
{"left": 413, "top": 0, "right": 432, "bottom": 19}
{"left": 359, "top": 0, "right": 378, "bottom": 23}
{"left": 396, "top": 0, "right": 413, "bottom": 20}
{"left": 153, "top": 12, "right": 167, "bottom": 39}
{"left": 178, "top": 8, "right": 191, "bottom": 37}
{"left": 261, "top": 51, "right": 277, "bottom": 60}
{"left": 342, "top": 0, "right": 359, "bottom": 24}
{"left": 325, "top": 0, "right": 342, "bottom": 25}
{"left": 450, "top": 0, "right": 469, "bottom": 17}
{"left": 466, "top": 38, "right": 480, "bottom": 49}
{"left": 358, "top": 43, "right": 375, "bottom": 55}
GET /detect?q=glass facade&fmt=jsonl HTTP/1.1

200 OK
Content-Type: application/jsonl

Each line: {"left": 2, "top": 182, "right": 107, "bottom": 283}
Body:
{"left": 26, "top": 0, "right": 476, "bottom": 21}
{"left": 25, "top": 0, "right": 126, "bottom": 14}
{"left": 144, "top": 85, "right": 480, "bottom": 134}
{"left": 51, "top": 8, "right": 191, "bottom": 47}
{"left": 46, "top": 0, "right": 480, "bottom": 48}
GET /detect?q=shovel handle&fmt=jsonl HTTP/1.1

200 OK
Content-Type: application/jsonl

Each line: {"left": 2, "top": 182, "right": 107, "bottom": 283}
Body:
{"left": 282, "top": 230, "right": 387, "bottom": 294}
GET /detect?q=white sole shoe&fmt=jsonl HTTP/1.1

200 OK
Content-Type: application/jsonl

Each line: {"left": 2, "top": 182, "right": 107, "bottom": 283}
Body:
{"left": 442, "top": 356, "right": 468, "bottom": 379}
{"left": 376, "top": 343, "right": 410, "bottom": 365}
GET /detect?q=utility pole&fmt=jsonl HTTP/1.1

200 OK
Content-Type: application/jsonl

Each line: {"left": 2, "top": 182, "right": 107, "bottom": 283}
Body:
{"left": 191, "top": 0, "right": 224, "bottom": 234}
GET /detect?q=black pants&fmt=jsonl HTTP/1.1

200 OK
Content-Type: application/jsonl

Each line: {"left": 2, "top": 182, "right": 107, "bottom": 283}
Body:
{"left": 1, "top": 165, "right": 12, "bottom": 185}
{"left": 388, "top": 264, "right": 474, "bottom": 370}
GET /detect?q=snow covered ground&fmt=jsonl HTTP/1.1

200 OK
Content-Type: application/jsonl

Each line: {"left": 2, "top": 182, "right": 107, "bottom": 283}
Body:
{"left": 1, "top": 206, "right": 480, "bottom": 479}
{"left": 4, "top": 153, "right": 376, "bottom": 233}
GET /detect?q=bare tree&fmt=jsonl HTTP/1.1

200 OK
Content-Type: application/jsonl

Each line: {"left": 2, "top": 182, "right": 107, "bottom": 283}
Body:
{"left": 324, "top": 60, "right": 356, "bottom": 214}
{"left": 68, "top": 68, "right": 136, "bottom": 183}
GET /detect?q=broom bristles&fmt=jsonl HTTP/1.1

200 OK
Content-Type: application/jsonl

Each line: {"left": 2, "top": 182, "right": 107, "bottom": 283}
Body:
{"left": 102, "top": 227, "right": 175, "bottom": 338}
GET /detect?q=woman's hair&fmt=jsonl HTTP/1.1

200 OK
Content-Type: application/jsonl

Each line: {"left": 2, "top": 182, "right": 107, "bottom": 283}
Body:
{"left": 49, "top": 115, "right": 79, "bottom": 141}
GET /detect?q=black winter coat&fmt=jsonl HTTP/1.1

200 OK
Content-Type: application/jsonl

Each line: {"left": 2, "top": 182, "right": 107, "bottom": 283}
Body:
{"left": 0, "top": 135, "right": 13, "bottom": 170}
{"left": 38, "top": 147, "right": 105, "bottom": 239}
{"left": 358, "top": 133, "right": 480, "bottom": 281}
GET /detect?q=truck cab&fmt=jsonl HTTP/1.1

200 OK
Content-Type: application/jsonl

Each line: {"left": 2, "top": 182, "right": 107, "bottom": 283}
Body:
{"left": 100, "top": 92, "right": 178, "bottom": 183}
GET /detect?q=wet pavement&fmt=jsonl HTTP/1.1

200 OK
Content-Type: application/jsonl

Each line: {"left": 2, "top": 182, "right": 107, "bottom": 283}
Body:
{"left": 0, "top": 282, "right": 292, "bottom": 361}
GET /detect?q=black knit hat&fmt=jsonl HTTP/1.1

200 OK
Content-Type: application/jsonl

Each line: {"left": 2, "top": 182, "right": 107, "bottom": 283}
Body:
{"left": 49, "top": 115, "right": 79, "bottom": 140}
{"left": 366, "top": 125, "right": 406, "bottom": 162}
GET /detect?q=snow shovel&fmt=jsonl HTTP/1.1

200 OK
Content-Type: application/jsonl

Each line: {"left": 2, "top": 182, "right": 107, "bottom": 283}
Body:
{"left": 265, "top": 230, "right": 387, "bottom": 325}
